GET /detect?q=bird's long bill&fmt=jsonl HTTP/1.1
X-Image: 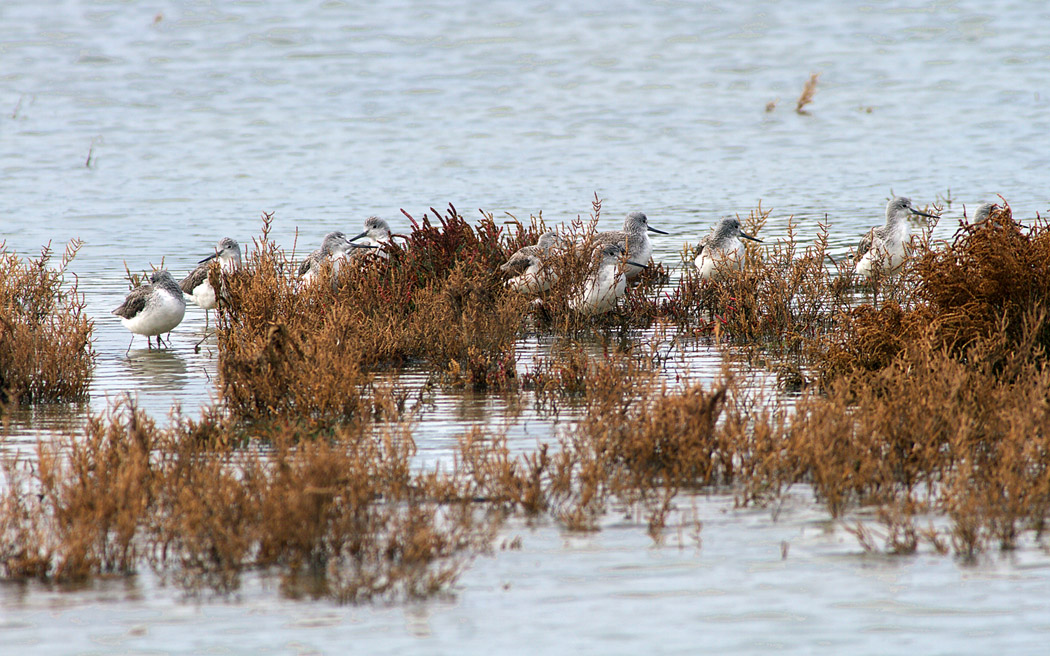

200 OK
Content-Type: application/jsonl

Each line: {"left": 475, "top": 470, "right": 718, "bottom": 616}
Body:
{"left": 909, "top": 208, "right": 938, "bottom": 219}
{"left": 740, "top": 231, "right": 763, "bottom": 243}
{"left": 349, "top": 231, "right": 369, "bottom": 242}
{"left": 626, "top": 260, "right": 649, "bottom": 269}
{"left": 197, "top": 252, "right": 218, "bottom": 264}
{"left": 350, "top": 243, "right": 380, "bottom": 249}
{"left": 646, "top": 226, "right": 669, "bottom": 235}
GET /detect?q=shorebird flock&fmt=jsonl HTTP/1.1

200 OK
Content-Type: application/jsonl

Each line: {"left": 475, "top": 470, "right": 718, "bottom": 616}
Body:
{"left": 112, "top": 197, "right": 980, "bottom": 352}
{"left": 112, "top": 218, "right": 386, "bottom": 351}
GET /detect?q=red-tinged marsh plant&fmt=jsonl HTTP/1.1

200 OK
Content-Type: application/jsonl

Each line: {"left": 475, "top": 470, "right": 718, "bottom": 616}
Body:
{"left": 215, "top": 201, "right": 683, "bottom": 420}
{"left": 214, "top": 209, "right": 529, "bottom": 424}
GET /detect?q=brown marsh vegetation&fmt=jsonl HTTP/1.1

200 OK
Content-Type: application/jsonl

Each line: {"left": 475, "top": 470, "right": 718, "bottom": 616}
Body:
{"left": 0, "top": 240, "right": 93, "bottom": 405}
{"left": 214, "top": 201, "right": 676, "bottom": 424}
{"left": 658, "top": 205, "right": 854, "bottom": 347}
{"left": 796, "top": 73, "right": 820, "bottom": 114}
{"left": 3, "top": 200, "right": 1050, "bottom": 601}
{"left": 214, "top": 208, "right": 528, "bottom": 426}
{"left": 1, "top": 397, "right": 500, "bottom": 601}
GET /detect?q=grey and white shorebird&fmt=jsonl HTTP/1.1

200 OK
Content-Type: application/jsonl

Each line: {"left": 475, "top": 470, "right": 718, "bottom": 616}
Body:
{"left": 500, "top": 230, "right": 564, "bottom": 295}
{"left": 570, "top": 243, "right": 648, "bottom": 316}
{"left": 179, "top": 237, "right": 241, "bottom": 330}
{"left": 298, "top": 231, "right": 378, "bottom": 286}
{"left": 112, "top": 270, "right": 187, "bottom": 353}
{"left": 348, "top": 216, "right": 393, "bottom": 261}
{"left": 593, "top": 211, "right": 667, "bottom": 280}
{"left": 854, "top": 196, "right": 938, "bottom": 281}
{"left": 694, "top": 216, "right": 763, "bottom": 280}
{"left": 971, "top": 202, "right": 999, "bottom": 224}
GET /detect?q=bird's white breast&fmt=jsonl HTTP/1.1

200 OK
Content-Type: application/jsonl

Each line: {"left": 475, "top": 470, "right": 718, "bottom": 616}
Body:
{"left": 122, "top": 288, "right": 186, "bottom": 337}
{"left": 855, "top": 225, "right": 909, "bottom": 280}
{"left": 507, "top": 260, "right": 556, "bottom": 295}
{"left": 190, "top": 279, "right": 217, "bottom": 310}
{"left": 695, "top": 238, "right": 745, "bottom": 280}
{"left": 572, "top": 264, "right": 625, "bottom": 316}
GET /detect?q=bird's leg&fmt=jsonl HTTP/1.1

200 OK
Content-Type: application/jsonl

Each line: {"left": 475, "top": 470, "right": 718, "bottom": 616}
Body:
{"left": 204, "top": 309, "right": 209, "bottom": 332}
{"left": 194, "top": 330, "right": 210, "bottom": 353}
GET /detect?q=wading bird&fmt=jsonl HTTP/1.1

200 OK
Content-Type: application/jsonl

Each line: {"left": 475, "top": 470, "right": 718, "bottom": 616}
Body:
{"left": 113, "top": 270, "right": 186, "bottom": 353}
{"left": 854, "top": 196, "right": 938, "bottom": 281}
{"left": 694, "top": 216, "right": 763, "bottom": 280}
{"left": 179, "top": 237, "right": 241, "bottom": 330}
{"left": 500, "top": 230, "right": 564, "bottom": 295}
{"left": 594, "top": 211, "right": 667, "bottom": 280}
{"left": 571, "top": 242, "right": 648, "bottom": 316}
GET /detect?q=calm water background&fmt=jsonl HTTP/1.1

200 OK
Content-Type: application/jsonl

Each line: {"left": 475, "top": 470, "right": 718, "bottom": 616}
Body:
{"left": 3, "top": 0, "right": 1050, "bottom": 653}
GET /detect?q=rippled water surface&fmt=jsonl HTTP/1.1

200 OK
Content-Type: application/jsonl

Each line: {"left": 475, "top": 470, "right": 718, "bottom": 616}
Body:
{"left": 3, "top": 0, "right": 1050, "bottom": 653}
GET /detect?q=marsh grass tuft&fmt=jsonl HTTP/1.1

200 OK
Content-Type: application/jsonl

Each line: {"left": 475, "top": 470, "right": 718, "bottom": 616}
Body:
{"left": 817, "top": 203, "right": 1050, "bottom": 382}
{"left": 215, "top": 209, "right": 529, "bottom": 425}
{"left": 0, "top": 240, "right": 94, "bottom": 405}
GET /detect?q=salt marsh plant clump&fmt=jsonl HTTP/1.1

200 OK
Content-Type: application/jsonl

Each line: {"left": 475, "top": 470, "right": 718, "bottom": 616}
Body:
{"left": 0, "top": 240, "right": 93, "bottom": 405}
{"left": 214, "top": 209, "right": 530, "bottom": 425}
{"left": 817, "top": 203, "right": 1050, "bottom": 382}
{"left": 772, "top": 203, "right": 1050, "bottom": 555}
{"left": 0, "top": 397, "right": 501, "bottom": 601}
{"left": 214, "top": 204, "right": 678, "bottom": 424}
{"left": 458, "top": 201, "right": 1050, "bottom": 555}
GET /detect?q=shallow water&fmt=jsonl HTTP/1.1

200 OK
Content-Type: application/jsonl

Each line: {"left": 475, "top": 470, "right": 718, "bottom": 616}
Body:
{"left": 2, "top": 0, "right": 1050, "bottom": 652}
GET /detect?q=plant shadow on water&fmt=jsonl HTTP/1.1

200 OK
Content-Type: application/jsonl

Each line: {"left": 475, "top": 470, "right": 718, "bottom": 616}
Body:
{"left": 2, "top": 202, "right": 1050, "bottom": 604}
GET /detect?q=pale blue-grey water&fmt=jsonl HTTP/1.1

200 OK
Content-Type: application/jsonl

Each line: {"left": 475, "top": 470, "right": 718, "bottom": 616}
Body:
{"left": 2, "top": 1, "right": 1050, "bottom": 653}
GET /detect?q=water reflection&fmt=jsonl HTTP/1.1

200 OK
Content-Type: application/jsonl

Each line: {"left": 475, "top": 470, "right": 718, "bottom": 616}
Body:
{"left": 0, "top": 402, "right": 91, "bottom": 459}
{"left": 0, "top": 573, "right": 145, "bottom": 610}
{"left": 119, "top": 348, "right": 189, "bottom": 391}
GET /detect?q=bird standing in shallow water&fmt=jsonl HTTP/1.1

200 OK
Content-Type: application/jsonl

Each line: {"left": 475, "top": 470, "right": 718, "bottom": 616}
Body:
{"left": 113, "top": 270, "right": 186, "bottom": 353}
{"left": 571, "top": 243, "right": 648, "bottom": 316}
{"left": 179, "top": 237, "right": 241, "bottom": 330}
{"left": 854, "top": 196, "right": 938, "bottom": 281}
{"left": 594, "top": 211, "right": 667, "bottom": 281}
{"left": 694, "top": 216, "right": 763, "bottom": 280}
{"left": 500, "top": 230, "right": 564, "bottom": 295}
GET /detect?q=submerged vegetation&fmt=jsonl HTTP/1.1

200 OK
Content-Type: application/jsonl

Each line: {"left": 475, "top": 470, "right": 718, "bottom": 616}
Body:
{"left": 3, "top": 200, "right": 1050, "bottom": 601}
